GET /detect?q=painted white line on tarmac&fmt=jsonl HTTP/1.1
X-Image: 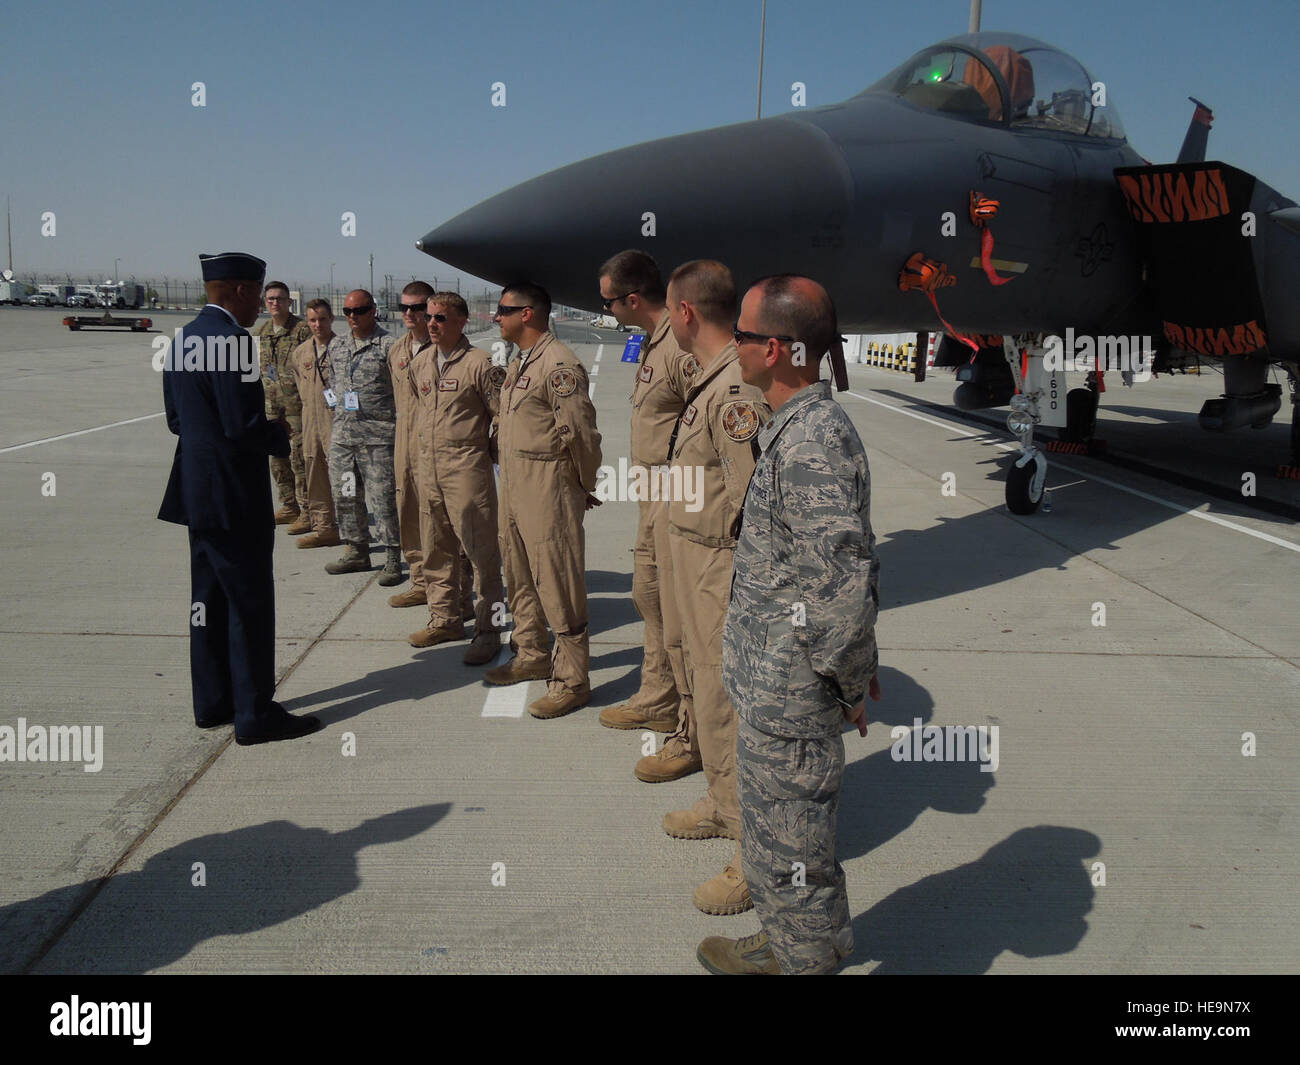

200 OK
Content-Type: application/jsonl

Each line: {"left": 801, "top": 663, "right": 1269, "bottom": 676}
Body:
{"left": 594, "top": 344, "right": 604, "bottom": 363}
{"left": 480, "top": 636, "right": 529, "bottom": 717}
{"left": 846, "top": 390, "right": 980, "bottom": 438}
{"left": 590, "top": 364, "right": 600, "bottom": 377}
{"left": 0, "top": 411, "right": 165, "bottom": 453}
{"left": 844, "top": 389, "right": 1300, "bottom": 554}
{"left": 1047, "top": 461, "right": 1300, "bottom": 553}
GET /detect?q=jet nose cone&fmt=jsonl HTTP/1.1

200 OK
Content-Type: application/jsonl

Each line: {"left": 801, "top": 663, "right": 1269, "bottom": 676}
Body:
{"left": 416, "top": 114, "right": 854, "bottom": 311}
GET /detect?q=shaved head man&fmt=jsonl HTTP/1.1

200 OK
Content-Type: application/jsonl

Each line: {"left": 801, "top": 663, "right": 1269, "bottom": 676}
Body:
{"left": 700, "top": 274, "right": 880, "bottom": 975}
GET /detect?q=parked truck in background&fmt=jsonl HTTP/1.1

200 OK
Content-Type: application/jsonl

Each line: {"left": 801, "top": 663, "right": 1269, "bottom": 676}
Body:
{"left": 38, "top": 284, "right": 77, "bottom": 305}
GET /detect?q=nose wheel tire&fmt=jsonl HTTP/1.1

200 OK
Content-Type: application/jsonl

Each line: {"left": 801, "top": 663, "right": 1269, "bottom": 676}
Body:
{"left": 1006, "top": 454, "right": 1045, "bottom": 514}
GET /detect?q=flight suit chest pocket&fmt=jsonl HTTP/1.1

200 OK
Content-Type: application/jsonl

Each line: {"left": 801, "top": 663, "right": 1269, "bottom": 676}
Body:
{"left": 672, "top": 410, "right": 707, "bottom": 464}
{"left": 508, "top": 374, "right": 532, "bottom": 412}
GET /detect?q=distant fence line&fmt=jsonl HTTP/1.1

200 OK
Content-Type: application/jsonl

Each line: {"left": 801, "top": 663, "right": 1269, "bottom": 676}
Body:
{"left": 6, "top": 275, "right": 582, "bottom": 328}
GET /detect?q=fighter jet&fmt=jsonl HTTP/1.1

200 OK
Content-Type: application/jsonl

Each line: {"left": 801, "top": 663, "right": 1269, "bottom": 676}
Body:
{"left": 416, "top": 30, "right": 1300, "bottom": 514}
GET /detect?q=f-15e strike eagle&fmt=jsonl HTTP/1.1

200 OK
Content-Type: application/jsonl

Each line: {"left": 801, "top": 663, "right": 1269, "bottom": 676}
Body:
{"left": 417, "top": 30, "right": 1300, "bottom": 514}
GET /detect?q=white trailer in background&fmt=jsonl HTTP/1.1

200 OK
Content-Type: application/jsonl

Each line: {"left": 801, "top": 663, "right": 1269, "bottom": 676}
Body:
{"left": 38, "top": 283, "right": 77, "bottom": 305}
{"left": 0, "top": 280, "right": 33, "bottom": 304}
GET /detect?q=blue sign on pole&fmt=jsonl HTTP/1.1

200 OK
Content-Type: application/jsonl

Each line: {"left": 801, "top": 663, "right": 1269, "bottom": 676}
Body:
{"left": 621, "top": 333, "right": 645, "bottom": 362}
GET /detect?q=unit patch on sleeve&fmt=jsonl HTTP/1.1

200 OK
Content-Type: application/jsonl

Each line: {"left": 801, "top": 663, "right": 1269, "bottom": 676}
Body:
{"left": 550, "top": 367, "right": 578, "bottom": 396}
{"left": 487, "top": 365, "right": 507, "bottom": 391}
{"left": 721, "top": 400, "right": 760, "bottom": 442}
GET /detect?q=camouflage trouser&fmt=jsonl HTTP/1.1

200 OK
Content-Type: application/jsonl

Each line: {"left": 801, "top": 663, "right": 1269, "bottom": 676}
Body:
{"left": 266, "top": 376, "right": 305, "bottom": 511}
{"left": 738, "top": 716, "right": 853, "bottom": 975}
{"left": 328, "top": 439, "right": 397, "bottom": 548}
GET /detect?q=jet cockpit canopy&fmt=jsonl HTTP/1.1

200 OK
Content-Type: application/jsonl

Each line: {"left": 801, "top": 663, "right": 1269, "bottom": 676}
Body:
{"left": 864, "top": 31, "right": 1125, "bottom": 141}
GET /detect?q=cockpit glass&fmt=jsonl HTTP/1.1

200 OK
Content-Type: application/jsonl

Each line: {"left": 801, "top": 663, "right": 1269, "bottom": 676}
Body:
{"left": 1010, "top": 47, "right": 1125, "bottom": 139}
{"left": 869, "top": 46, "right": 1006, "bottom": 122}
{"left": 866, "top": 36, "right": 1126, "bottom": 141}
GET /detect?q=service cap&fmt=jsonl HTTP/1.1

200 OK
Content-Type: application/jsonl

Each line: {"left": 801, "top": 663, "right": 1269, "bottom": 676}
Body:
{"left": 199, "top": 252, "right": 267, "bottom": 282}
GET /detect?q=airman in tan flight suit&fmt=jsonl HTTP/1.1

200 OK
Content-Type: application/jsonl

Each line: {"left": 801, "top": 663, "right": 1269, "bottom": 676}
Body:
{"left": 595, "top": 250, "right": 703, "bottom": 786}
{"left": 407, "top": 291, "right": 505, "bottom": 666}
{"left": 290, "top": 298, "right": 346, "bottom": 548}
{"left": 386, "top": 281, "right": 436, "bottom": 607}
{"left": 485, "top": 282, "right": 602, "bottom": 720}
{"left": 662, "top": 260, "right": 771, "bottom": 917}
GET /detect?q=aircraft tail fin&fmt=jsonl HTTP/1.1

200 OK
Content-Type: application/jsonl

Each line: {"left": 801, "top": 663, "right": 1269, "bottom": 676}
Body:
{"left": 1176, "top": 98, "right": 1214, "bottom": 163}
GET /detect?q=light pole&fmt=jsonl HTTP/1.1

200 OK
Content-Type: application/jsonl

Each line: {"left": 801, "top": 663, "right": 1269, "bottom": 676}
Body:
{"left": 329, "top": 262, "right": 335, "bottom": 308}
{"left": 114, "top": 258, "right": 120, "bottom": 285}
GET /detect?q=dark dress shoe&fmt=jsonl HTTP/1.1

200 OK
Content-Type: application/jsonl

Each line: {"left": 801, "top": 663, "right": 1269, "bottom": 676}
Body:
{"left": 235, "top": 713, "right": 323, "bottom": 746}
{"left": 196, "top": 715, "right": 234, "bottom": 729}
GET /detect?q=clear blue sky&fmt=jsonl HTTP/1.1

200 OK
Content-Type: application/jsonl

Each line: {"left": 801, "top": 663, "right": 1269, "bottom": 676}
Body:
{"left": 3, "top": 0, "right": 1296, "bottom": 292}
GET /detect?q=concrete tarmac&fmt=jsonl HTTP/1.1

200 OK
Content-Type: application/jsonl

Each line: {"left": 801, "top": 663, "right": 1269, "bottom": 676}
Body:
{"left": 0, "top": 307, "right": 1296, "bottom": 973}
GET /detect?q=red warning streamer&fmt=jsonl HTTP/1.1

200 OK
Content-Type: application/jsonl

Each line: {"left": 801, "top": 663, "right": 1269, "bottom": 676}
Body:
{"left": 971, "top": 192, "right": 1014, "bottom": 287}
{"left": 898, "top": 252, "right": 980, "bottom": 352}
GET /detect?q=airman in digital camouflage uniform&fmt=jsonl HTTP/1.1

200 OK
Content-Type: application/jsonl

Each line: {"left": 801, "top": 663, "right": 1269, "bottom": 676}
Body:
{"left": 252, "top": 281, "right": 312, "bottom": 529}
{"left": 323, "top": 289, "right": 400, "bottom": 582}
{"left": 699, "top": 275, "right": 881, "bottom": 976}
{"left": 596, "top": 250, "right": 701, "bottom": 779}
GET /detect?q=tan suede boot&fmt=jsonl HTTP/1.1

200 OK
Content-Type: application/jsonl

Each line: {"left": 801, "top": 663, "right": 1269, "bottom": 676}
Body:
{"left": 408, "top": 622, "right": 466, "bottom": 649}
{"left": 528, "top": 691, "right": 589, "bottom": 720}
{"left": 635, "top": 736, "right": 702, "bottom": 783}
{"left": 697, "top": 931, "right": 780, "bottom": 975}
{"left": 388, "top": 587, "right": 427, "bottom": 608}
{"left": 693, "top": 863, "right": 752, "bottom": 916}
{"left": 599, "top": 702, "right": 678, "bottom": 732}
{"left": 483, "top": 656, "right": 551, "bottom": 686}
{"left": 463, "top": 632, "right": 501, "bottom": 666}
{"left": 297, "top": 530, "right": 341, "bottom": 549}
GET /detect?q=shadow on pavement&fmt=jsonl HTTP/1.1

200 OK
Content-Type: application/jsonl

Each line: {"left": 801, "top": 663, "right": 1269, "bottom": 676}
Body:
{"left": 2, "top": 804, "right": 450, "bottom": 974}
{"left": 850, "top": 825, "right": 1101, "bottom": 973}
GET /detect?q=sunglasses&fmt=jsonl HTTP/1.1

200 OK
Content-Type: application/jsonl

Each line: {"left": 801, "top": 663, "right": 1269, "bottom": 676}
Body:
{"left": 495, "top": 304, "right": 531, "bottom": 317}
{"left": 400, "top": 303, "right": 427, "bottom": 314}
{"left": 601, "top": 289, "right": 638, "bottom": 310}
{"left": 428, "top": 312, "right": 448, "bottom": 323}
{"left": 343, "top": 305, "right": 375, "bottom": 317}
{"left": 732, "top": 322, "right": 796, "bottom": 346}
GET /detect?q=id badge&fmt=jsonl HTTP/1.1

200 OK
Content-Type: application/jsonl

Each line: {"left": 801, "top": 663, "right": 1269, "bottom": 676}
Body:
{"left": 343, "top": 391, "right": 360, "bottom": 411}
{"left": 324, "top": 388, "right": 338, "bottom": 408}
{"left": 266, "top": 365, "right": 278, "bottom": 382}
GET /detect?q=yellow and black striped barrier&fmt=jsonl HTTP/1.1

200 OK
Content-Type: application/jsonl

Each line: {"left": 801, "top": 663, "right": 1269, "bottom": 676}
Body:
{"left": 865, "top": 342, "right": 916, "bottom": 373}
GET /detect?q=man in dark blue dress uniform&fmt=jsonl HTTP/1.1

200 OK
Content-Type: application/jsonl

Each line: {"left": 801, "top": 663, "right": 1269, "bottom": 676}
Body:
{"left": 158, "top": 252, "right": 323, "bottom": 745}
